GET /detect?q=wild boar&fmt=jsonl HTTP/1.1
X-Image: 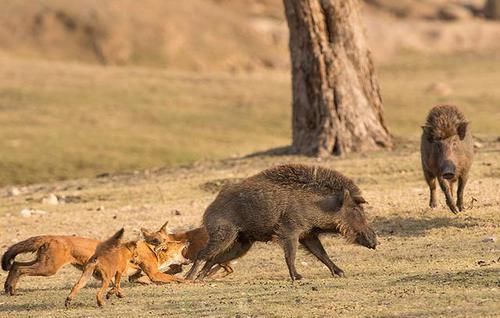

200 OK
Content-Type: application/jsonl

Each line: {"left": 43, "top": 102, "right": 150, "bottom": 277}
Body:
{"left": 421, "top": 105, "right": 474, "bottom": 213}
{"left": 186, "top": 164, "right": 377, "bottom": 281}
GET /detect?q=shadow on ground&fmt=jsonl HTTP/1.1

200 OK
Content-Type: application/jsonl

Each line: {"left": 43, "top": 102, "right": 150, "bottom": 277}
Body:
{"left": 395, "top": 267, "right": 500, "bottom": 288}
{"left": 242, "top": 145, "right": 293, "bottom": 158}
{"left": 373, "top": 215, "right": 481, "bottom": 237}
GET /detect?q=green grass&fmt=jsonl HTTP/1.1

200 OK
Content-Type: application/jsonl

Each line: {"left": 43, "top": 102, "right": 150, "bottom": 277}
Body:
{"left": 0, "top": 52, "right": 500, "bottom": 185}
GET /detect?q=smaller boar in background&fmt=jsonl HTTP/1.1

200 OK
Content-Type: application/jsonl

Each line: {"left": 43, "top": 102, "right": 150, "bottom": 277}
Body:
{"left": 421, "top": 105, "right": 474, "bottom": 213}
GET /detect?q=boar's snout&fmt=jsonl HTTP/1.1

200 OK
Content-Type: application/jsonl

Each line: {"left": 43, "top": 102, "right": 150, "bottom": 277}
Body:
{"left": 440, "top": 160, "right": 456, "bottom": 180}
{"left": 355, "top": 228, "right": 378, "bottom": 250}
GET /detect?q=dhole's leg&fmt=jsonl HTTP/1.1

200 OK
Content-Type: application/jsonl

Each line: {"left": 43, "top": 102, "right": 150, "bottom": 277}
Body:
{"left": 127, "top": 268, "right": 143, "bottom": 283}
{"left": 220, "top": 263, "right": 234, "bottom": 277}
{"left": 300, "top": 236, "right": 344, "bottom": 277}
{"left": 424, "top": 170, "right": 437, "bottom": 208}
{"left": 141, "top": 262, "right": 184, "bottom": 283}
{"left": 65, "top": 263, "right": 97, "bottom": 308}
{"left": 279, "top": 233, "right": 302, "bottom": 281}
{"left": 206, "top": 263, "right": 234, "bottom": 278}
{"left": 107, "top": 272, "right": 124, "bottom": 299}
{"left": 8, "top": 255, "right": 63, "bottom": 296}
{"left": 96, "top": 275, "right": 111, "bottom": 307}
{"left": 437, "top": 177, "right": 459, "bottom": 214}
{"left": 187, "top": 225, "right": 238, "bottom": 280}
{"left": 4, "top": 260, "right": 37, "bottom": 295}
{"left": 457, "top": 174, "right": 468, "bottom": 211}
{"left": 149, "top": 271, "right": 185, "bottom": 284}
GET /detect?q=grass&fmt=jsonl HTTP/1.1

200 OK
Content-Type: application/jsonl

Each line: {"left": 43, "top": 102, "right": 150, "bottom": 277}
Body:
{"left": 0, "top": 139, "right": 498, "bottom": 317}
{"left": 1, "top": 52, "right": 500, "bottom": 186}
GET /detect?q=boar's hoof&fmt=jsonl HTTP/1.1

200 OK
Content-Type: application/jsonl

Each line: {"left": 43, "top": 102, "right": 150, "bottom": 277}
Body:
{"left": 429, "top": 200, "right": 437, "bottom": 209}
{"left": 448, "top": 204, "right": 459, "bottom": 214}
{"left": 64, "top": 298, "right": 71, "bottom": 308}
{"left": 292, "top": 273, "right": 303, "bottom": 281}
{"left": 457, "top": 202, "right": 465, "bottom": 212}
{"left": 4, "top": 284, "right": 12, "bottom": 296}
{"left": 332, "top": 269, "right": 345, "bottom": 278}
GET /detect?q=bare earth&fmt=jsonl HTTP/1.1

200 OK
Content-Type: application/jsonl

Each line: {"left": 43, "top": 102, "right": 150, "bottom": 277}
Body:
{"left": 0, "top": 140, "right": 498, "bottom": 317}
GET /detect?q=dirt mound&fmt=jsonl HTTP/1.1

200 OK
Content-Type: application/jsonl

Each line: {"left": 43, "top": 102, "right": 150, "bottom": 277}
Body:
{"left": 0, "top": 0, "right": 288, "bottom": 72}
{"left": 1, "top": 0, "right": 500, "bottom": 70}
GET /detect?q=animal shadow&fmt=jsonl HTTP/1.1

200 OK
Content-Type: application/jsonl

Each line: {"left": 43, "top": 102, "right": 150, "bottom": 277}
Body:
{"left": 395, "top": 267, "right": 499, "bottom": 288}
{"left": 373, "top": 215, "right": 480, "bottom": 237}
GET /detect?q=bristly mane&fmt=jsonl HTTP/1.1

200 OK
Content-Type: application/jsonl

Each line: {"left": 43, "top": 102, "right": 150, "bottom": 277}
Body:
{"left": 424, "top": 105, "right": 466, "bottom": 140}
{"left": 258, "top": 164, "right": 361, "bottom": 196}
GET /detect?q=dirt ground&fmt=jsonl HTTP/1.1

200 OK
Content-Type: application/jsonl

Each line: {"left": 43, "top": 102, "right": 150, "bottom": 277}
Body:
{"left": 0, "top": 139, "right": 498, "bottom": 317}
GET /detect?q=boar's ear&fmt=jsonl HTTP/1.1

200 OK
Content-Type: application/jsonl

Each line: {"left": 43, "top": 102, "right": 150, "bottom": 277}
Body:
{"left": 341, "top": 189, "right": 353, "bottom": 206}
{"left": 352, "top": 195, "right": 368, "bottom": 205}
{"left": 421, "top": 125, "right": 433, "bottom": 142}
{"left": 457, "top": 121, "right": 469, "bottom": 140}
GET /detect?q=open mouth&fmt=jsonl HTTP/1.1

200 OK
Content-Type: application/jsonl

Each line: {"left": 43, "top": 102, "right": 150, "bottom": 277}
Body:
{"left": 154, "top": 244, "right": 167, "bottom": 253}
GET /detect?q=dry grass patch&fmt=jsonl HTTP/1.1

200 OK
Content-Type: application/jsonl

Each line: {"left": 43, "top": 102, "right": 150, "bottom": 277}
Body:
{"left": 0, "top": 140, "right": 498, "bottom": 317}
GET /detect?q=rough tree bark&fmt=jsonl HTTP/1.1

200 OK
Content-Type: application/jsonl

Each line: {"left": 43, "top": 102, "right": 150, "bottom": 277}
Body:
{"left": 485, "top": 0, "right": 500, "bottom": 19}
{"left": 283, "top": 0, "right": 392, "bottom": 156}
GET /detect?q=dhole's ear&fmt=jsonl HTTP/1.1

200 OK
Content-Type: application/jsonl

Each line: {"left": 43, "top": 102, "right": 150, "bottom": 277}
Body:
{"left": 127, "top": 241, "right": 138, "bottom": 250}
{"left": 352, "top": 195, "right": 368, "bottom": 205}
{"left": 457, "top": 121, "right": 469, "bottom": 140}
{"left": 125, "top": 241, "right": 138, "bottom": 256}
{"left": 159, "top": 221, "right": 169, "bottom": 234}
{"left": 140, "top": 227, "right": 152, "bottom": 238}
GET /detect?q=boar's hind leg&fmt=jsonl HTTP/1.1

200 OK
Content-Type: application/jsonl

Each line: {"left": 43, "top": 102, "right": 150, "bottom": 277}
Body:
{"left": 206, "top": 237, "right": 252, "bottom": 278}
{"left": 424, "top": 170, "right": 437, "bottom": 208}
{"left": 190, "top": 225, "right": 239, "bottom": 280}
{"left": 437, "top": 177, "right": 459, "bottom": 214}
{"left": 279, "top": 233, "right": 302, "bottom": 281}
{"left": 299, "top": 236, "right": 344, "bottom": 277}
{"left": 457, "top": 174, "right": 468, "bottom": 211}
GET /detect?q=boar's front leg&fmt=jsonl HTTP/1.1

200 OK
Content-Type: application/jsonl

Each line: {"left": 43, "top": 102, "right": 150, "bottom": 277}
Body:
{"left": 456, "top": 174, "right": 468, "bottom": 211}
{"left": 279, "top": 232, "right": 302, "bottom": 281}
{"left": 299, "top": 236, "right": 345, "bottom": 277}
{"left": 423, "top": 169, "right": 437, "bottom": 208}
{"left": 437, "top": 177, "right": 459, "bottom": 214}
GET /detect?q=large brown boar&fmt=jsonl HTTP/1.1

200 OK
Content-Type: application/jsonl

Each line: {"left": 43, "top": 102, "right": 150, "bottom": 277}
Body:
{"left": 421, "top": 105, "right": 473, "bottom": 213}
{"left": 186, "top": 164, "right": 377, "bottom": 281}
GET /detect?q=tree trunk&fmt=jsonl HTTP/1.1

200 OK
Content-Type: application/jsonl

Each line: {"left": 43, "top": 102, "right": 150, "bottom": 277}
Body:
{"left": 283, "top": 0, "right": 392, "bottom": 156}
{"left": 485, "top": 0, "right": 500, "bottom": 19}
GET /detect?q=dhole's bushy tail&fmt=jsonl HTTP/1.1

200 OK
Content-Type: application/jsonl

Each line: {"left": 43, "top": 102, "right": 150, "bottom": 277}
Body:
{"left": 95, "top": 228, "right": 125, "bottom": 254}
{"left": 2, "top": 236, "right": 47, "bottom": 271}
